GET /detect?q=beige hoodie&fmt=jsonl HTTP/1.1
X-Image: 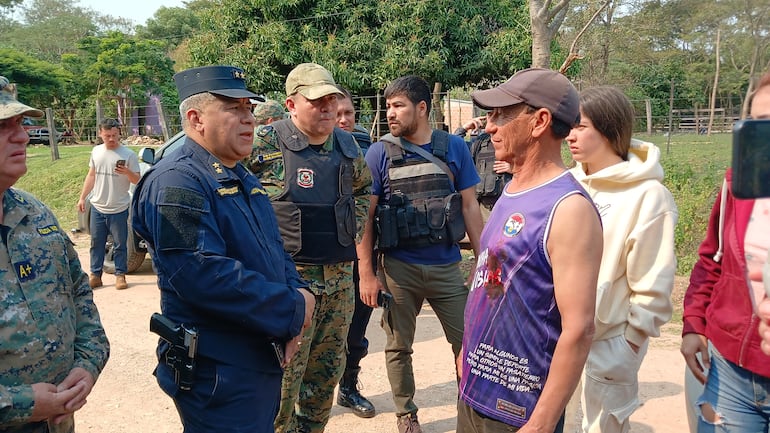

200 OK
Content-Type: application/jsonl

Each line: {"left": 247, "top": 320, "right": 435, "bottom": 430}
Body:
{"left": 569, "top": 139, "right": 678, "bottom": 345}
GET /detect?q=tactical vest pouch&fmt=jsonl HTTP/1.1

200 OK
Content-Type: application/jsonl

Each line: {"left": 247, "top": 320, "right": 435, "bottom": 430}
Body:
{"left": 375, "top": 204, "right": 399, "bottom": 249}
{"left": 271, "top": 201, "right": 302, "bottom": 256}
{"left": 477, "top": 173, "right": 504, "bottom": 198}
{"left": 425, "top": 197, "right": 448, "bottom": 243}
{"left": 444, "top": 192, "right": 466, "bottom": 243}
{"left": 334, "top": 195, "right": 356, "bottom": 247}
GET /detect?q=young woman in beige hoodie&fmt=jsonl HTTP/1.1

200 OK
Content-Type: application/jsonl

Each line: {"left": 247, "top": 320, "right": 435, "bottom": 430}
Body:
{"left": 565, "top": 86, "right": 678, "bottom": 433}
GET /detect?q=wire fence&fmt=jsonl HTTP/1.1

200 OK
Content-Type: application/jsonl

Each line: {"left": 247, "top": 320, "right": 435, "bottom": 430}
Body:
{"left": 36, "top": 93, "right": 742, "bottom": 147}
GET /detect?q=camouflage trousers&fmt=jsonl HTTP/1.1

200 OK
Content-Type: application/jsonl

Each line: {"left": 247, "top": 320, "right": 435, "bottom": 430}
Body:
{"left": 274, "top": 287, "right": 354, "bottom": 433}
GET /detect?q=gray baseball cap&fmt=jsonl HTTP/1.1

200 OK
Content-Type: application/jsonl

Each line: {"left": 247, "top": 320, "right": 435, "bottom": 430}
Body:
{"left": 472, "top": 68, "right": 580, "bottom": 126}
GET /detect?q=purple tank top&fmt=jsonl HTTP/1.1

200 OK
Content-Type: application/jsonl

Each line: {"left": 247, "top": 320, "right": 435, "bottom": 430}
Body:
{"left": 459, "top": 171, "right": 591, "bottom": 427}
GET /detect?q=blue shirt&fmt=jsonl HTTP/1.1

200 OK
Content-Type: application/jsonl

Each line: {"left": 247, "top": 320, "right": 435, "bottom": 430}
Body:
{"left": 365, "top": 132, "right": 479, "bottom": 265}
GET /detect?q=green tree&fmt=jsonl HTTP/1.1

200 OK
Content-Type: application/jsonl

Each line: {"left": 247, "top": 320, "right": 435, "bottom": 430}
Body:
{"left": 0, "top": 47, "right": 71, "bottom": 109}
{"left": 188, "top": 0, "right": 529, "bottom": 96}
{"left": 76, "top": 31, "right": 176, "bottom": 128}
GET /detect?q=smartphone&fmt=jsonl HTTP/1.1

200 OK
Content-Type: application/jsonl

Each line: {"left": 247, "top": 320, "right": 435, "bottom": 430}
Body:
{"left": 115, "top": 159, "right": 126, "bottom": 168}
{"left": 377, "top": 291, "right": 393, "bottom": 309}
{"left": 732, "top": 119, "right": 770, "bottom": 199}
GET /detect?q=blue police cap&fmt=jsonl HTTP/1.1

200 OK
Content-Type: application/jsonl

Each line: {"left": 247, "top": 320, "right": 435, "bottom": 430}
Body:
{"left": 174, "top": 65, "right": 263, "bottom": 102}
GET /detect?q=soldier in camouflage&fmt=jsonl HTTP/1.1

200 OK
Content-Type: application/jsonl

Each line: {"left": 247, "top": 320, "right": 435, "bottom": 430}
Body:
{"left": 0, "top": 76, "right": 110, "bottom": 433}
{"left": 253, "top": 99, "right": 286, "bottom": 125}
{"left": 245, "top": 63, "right": 372, "bottom": 433}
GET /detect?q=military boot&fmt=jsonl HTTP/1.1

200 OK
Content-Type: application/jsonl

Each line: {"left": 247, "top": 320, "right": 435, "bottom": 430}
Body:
{"left": 337, "top": 367, "right": 375, "bottom": 418}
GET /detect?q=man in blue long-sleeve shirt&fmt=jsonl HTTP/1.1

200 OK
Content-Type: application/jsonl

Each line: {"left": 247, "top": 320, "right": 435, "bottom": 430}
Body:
{"left": 132, "top": 65, "right": 315, "bottom": 433}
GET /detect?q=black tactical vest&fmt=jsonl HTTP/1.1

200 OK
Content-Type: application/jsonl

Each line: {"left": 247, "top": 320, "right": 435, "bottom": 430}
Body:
{"left": 472, "top": 133, "right": 512, "bottom": 209}
{"left": 375, "top": 130, "right": 466, "bottom": 250}
{"left": 352, "top": 125, "right": 372, "bottom": 155}
{"left": 269, "top": 120, "right": 359, "bottom": 265}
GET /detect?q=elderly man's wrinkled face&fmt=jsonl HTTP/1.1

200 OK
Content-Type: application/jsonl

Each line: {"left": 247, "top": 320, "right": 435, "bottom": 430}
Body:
{"left": 0, "top": 114, "right": 30, "bottom": 186}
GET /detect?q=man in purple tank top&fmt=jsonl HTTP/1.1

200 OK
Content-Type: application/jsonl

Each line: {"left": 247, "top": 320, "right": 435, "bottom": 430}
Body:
{"left": 456, "top": 69, "right": 604, "bottom": 433}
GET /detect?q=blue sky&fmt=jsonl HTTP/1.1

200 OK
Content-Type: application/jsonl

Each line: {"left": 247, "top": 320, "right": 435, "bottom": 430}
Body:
{"left": 76, "top": 0, "right": 188, "bottom": 25}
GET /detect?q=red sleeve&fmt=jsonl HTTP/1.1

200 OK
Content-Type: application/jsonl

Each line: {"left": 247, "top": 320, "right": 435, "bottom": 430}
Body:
{"left": 682, "top": 180, "right": 726, "bottom": 336}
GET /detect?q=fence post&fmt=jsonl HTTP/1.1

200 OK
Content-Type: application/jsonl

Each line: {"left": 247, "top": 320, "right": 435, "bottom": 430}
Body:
{"left": 155, "top": 97, "right": 170, "bottom": 142}
{"left": 666, "top": 79, "right": 674, "bottom": 155}
{"left": 645, "top": 99, "right": 652, "bottom": 134}
{"left": 46, "top": 108, "right": 59, "bottom": 161}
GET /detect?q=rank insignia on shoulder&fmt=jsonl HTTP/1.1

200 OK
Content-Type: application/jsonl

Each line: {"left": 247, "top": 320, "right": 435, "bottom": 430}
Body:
{"left": 216, "top": 186, "right": 240, "bottom": 196}
{"left": 37, "top": 225, "right": 60, "bottom": 236}
{"left": 14, "top": 260, "right": 35, "bottom": 282}
{"left": 211, "top": 162, "right": 224, "bottom": 174}
{"left": 250, "top": 187, "right": 267, "bottom": 196}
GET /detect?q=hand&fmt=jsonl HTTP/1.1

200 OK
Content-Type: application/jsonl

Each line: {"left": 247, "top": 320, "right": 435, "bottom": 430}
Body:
{"left": 56, "top": 367, "right": 95, "bottom": 409}
{"left": 298, "top": 288, "right": 315, "bottom": 330}
{"left": 680, "top": 333, "right": 709, "bottom": 384}
{"left": 462, "top": 116, "right": 486, "bottom": 133}
{"left": 76, "top": 198, "right": 86, "bottom": 213}
{"left": 759, "top": 298, "right": 770, "bottom": 356}
{"left": 493, "top": 160, "right": 512, "bottom": 175}
{"left": 455, "top": 350, "right": 464, "bottom": 380}
{"left": 359, "top": 272, "right": 383, "bottom": 308}
{"left": 29, "top": 382, "right": 84, "bottom": 422}
{"left": 282, "top": 335, "right": 305, "bottom": 367}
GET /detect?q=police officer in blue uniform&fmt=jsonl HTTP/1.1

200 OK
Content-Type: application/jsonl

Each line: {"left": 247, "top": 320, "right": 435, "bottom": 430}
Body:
{"left": 132, "top": 65, "right": 315, "bottom": 433}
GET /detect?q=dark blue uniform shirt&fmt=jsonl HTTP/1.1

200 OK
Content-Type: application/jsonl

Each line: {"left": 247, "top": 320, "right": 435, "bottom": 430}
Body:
{"left": 133, "top": 137, "right": 306, "bottom": 372}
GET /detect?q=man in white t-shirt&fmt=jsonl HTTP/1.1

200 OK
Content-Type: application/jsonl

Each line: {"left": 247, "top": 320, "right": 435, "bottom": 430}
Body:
{"left": 77, "top": 118, "right": 140, "bottom": 290}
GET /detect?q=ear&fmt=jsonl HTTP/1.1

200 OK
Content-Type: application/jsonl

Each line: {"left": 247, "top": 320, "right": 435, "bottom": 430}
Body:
{"left": 285, "top": 96, "right": 297, "bottom": 116}
{"left": 417, "top": 100, "right": 429, "bottom": 118}
{"left": 186, "top": 108, "right": 205, "bottom": 133}
{"left": 530, "top": 108, "right": 552, "bottom": 139}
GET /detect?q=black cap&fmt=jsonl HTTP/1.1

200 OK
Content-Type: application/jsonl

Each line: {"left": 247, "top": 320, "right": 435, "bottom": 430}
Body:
{"left": 174, "top": 66, "right": 264, "bottom": 102}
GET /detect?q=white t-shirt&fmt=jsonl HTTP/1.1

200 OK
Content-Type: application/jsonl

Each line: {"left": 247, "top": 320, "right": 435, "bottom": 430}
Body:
{"left": 88, "top": 144, "right": 139, "bottom": 214}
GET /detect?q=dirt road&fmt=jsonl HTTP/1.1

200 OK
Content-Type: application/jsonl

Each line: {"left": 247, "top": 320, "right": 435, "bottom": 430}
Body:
{"left": 72, "top": 234, "right": 689, "bottom": 433}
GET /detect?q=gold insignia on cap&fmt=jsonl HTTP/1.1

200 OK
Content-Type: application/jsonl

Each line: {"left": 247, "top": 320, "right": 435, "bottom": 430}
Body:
{"left": 233, "top": 69, "right": 246, "bottom": 80}
{"left": 212, "top": 162, "right": 223, "bottom": 174}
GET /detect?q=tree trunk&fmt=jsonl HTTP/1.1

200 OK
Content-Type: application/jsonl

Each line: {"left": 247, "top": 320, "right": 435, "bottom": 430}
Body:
{"left": 707, "top": 28, "right": 721, "bottom": 136}
{"left": 529, "top": 0, "right": 571, "bottom": 69}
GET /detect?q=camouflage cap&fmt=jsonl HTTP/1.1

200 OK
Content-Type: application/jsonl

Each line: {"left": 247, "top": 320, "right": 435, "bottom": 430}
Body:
{"left": 285, "top": 63, "right": 343, "bottom": 100}
{"left": 0, "top": 76, "right": 44, "bottom": 120}
{"left": 253, "top": 99, "right": 285, "bottom": 123}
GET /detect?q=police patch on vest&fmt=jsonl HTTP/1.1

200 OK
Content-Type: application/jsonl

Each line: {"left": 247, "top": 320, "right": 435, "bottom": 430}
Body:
{"left": 14, "top": 260, "right": 35, "bottom": 282}
{"left": 297, "top": 168, "right": 314, "bottom": 188}
{"left": 37, "top": 225, "right": 60, "bottom": 236}
{"left": 504, "top": 213, "right": 525, "bottom": 237}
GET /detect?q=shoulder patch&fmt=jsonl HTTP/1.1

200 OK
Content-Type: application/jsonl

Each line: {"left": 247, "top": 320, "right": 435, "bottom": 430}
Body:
{"left": 14, "top": 260, "right": 36, "bottom": 282}
{"left": 37, "top": 225, "right": 60, "bottom": 236}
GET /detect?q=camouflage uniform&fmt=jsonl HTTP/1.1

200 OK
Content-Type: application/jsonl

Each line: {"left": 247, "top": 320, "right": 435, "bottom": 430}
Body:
{"left": 0, "top": 189, "right": 110, "bottom": 433}
{"left": 246, "top": 124, "right": 371, "bottom": 433}
{"left": 253, "top": 99, "right": 286, "bottom": 124}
